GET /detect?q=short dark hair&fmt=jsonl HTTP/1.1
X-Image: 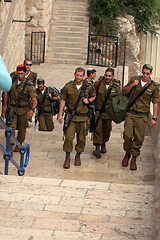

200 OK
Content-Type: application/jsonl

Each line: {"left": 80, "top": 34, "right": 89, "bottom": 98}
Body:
{"left": 105, "top": 67, "right": 114, "bottom": 75}
{"left": 143, "top": 64, "right": 153, "bottom": 72}
{"left": 37, "top": 78, "right": 45, "bottom": 85}
{"left": 16, "top": 64, "right": 26, "bottom": 72}
{"left": 24, "top": 59, "right": 32, "bottom": 64}
{"left": 87, "top": 68, "right": 96, "bottom": 77}
{"left": 75, "top": 67, "right": 85, "bottom": 75}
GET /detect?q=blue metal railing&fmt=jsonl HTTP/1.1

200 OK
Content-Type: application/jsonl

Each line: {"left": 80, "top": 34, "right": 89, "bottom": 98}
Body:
{"left": 0, "top": 116, "right": 30, "bottom": 176}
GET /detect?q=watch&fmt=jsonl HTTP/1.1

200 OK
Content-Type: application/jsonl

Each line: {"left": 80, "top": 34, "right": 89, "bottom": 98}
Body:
{"left": 152, "top": 117, "right": 157, "bottom": 121}
{"left": 31, "top": 108, "right": 35, "bottom": 112}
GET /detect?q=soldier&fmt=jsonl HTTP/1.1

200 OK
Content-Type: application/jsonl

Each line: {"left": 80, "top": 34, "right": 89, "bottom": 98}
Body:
{"left": 24, "top": 59, "right": 37, "bottom": 90}
{"left": 122, "top": 64, "right": 159, "bottom": 170}
{"left": 58, "top": 67, "right": 96, "bottom": 169}
{"left": 2, "top": 64, "right": 37, "bottom": 156}
{"left": 36, "top": 78, "right": 59, "bottom": 131}
{"left": 93, "top": 67, "right": 121, "bottom": 158}
{"left": 86, "top": 68, "right": 97, "bottom": 84}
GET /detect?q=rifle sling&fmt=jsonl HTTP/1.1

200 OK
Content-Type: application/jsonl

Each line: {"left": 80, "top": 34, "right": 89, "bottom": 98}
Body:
{"left": 128, "top": 80, "right": 153, "bottom": 109}
{"left": 11, "top": 79, "right": 29, "bottom": 123}
{"left": 65, "top": 80, "right": 86, "bottom": 132}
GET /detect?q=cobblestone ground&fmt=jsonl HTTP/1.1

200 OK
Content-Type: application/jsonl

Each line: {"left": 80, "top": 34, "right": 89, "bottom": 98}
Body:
{"left": 0, "top": 63, "right": 156, "bottom": 239}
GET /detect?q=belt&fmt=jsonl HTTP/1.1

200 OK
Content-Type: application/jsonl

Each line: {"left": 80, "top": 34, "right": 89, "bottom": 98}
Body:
{"left": 68, "top": 109, "right": 89, "bottom": 117}
{"left": 128, "top": 110, "right": 148, "bottom": 116}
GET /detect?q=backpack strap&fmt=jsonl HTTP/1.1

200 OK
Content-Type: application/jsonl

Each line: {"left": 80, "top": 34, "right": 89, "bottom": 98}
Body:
{"left": 94, "top": 84, "right": 113, "bottom": 131}
{"left": 64, "top": 80, "right": 86, "bottom": 134}
{"left": 10, "top": 78, "right": 29, "bottom": 123}
{"left": 128, "top": 80, "right": 153, "bottom": 109}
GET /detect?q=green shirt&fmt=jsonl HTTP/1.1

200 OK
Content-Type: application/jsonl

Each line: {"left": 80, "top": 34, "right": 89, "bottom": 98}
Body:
{"left": 126, "top": 76, "right": 159, "bottom": 114}
{"left": 61, "top": 80, "right": 96, "bottom": 122}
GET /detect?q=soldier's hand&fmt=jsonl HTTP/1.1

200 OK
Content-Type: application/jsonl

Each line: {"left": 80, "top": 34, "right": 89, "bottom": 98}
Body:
{"left": 27, "top": 110, "right": 33, "bottom": 122}
{"left": 1, "top": 106, "right": 7, "bottom": 118}
{"left": 83, "top": 97, "right": 89, "bottom": 104}
{"left": 58, "top": 115, "right": 62, "bottom": 124}
{"left": 48, "top": 93, "right": 52, "bottom": 99}
{"left": 132, "top": 80, "right": 139, "bottom": 87}
{"left": 150, "top": 119, "right": 157, "bottom": 127}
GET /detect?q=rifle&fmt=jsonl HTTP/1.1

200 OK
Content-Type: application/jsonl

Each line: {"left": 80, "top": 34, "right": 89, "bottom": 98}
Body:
{"left": 34, "top": 108, "right": 39, "bottom": 131}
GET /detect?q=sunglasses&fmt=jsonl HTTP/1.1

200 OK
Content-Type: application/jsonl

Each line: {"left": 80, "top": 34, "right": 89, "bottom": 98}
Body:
{"left": 25, "top": 64, "right": 32, "bottom": 66}
{"left": 142, "top": 71, "right": 150, "bottom": 76}
{"left": 105, "top": 74, "right": 112, "bottom": 77}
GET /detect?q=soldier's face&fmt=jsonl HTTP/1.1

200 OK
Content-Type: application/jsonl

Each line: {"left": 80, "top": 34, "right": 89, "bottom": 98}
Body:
{"left": 24, "top": 60, "right": 32, "bottom": 72}
{"left": 38, "top": 83, "right": 44, "bottom": 91}
{"left": 91, "top": 72, "right": 96, "bottom": 80}
{"left": 74, "top": 71, "right": 84, "bottom": 84}
{"left": 104, "top": 71, "right": 114, "bottom": 84}
{"left": 17, "top": 71, "right": 26, "bottom": 81}
{"left": 142, "top": 69, "right": 152, "bottom": 81}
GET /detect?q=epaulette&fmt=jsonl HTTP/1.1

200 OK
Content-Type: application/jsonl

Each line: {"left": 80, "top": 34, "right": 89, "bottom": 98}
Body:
{"left": 27, "top": 81, "right": 32, "bottom": 86}
{"left": 113, "top": 79, "right": 120, "bottom": 88}
{"left": 153, "top": 81, "right": 159, "bottom": 87}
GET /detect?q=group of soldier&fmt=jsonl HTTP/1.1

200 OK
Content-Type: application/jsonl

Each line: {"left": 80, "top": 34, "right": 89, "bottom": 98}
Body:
{"left": 1, "top": 61, "right": 159, "bottom": 171}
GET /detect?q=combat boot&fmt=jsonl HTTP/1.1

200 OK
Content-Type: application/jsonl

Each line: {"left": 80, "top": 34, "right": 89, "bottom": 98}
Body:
{"left": 130, "top": 156, "right": 137, "bottom": 170}
{"left": 101, "top": 143, "right": 106, "bottom": 153}
{"left": 122, "top": 152, "right": 131, "bottom": 167}
{"left": 9, "top": 144, "right": 13, "bottom": 157}
{"left": 74, "top": 152, "right": 81, "bottom": 166}
{"left": 93, "top": 145, "right": 101, "bottom": 158}
{"left": 63, "top": 152, "right": 70, "bottom": 169}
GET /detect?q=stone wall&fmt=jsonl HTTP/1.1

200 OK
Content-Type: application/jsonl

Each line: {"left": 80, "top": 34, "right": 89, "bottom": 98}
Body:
{"left": 0, "top": 0, "right": 25, "bottom": 74}
{"left": 25, "top": 0, "right": 55, "bottom": 60}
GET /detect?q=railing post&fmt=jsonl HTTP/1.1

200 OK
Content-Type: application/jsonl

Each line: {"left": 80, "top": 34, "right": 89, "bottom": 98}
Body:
{"left": 87, "top": 0, "right": 93, "bottom": 65}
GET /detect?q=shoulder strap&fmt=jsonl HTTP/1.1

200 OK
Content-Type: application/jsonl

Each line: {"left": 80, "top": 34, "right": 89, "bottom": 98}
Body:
{"left": 10, "top": 79, "right": 29, "bottom": 123}
{"left": 64, "top": 80, "right": 86, "bottom": 133}
{"left": 128, "top": 80, "right": 153, "bottom": 109}
{"left": 95, "top": 79, "right": 103, "bottom": 92}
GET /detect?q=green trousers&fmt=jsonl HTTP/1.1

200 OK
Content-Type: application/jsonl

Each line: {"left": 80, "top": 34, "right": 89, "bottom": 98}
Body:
{"left": 38, "top": 112, "right": 54, "bottom": 131}
{"left": 10, "top": 113, "right": 27, "bottom": 144}
{"left": 123, "top": 112, "right": 148, "bottom": 157}
{"left": 63, "top": 121, "right": 87, "bottom": 153}
{"left": 93, "top": 117, "right": 112, "bottom": 146}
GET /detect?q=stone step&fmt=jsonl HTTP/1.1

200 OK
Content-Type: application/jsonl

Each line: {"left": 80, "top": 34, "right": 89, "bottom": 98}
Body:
{"left": 54, "top": 5, "right": 88, "bottom": 11}
{"left": 45, "top": 58, "right": 86, "bottom": 65}
{"left": 52, "top": 14, "right": 89, "bottom": 22}
{"left": 49, "top": 35, "right": 88, "bottom": 43}
{"left": 54, "top": 0, "right": 88, "bottom": 6}
{"left": 47, "top": 46, "right": 87, "bottom": 54}
{"left": 51, "top": 19, "right": 89, "bottom": 27}
{"left": 53, "top": 9, "right": 88, "bottom": 17}
{"left": 48, "top": 41, "right": 88, "bottom": 48}
{"left": 50, "top": 25, "right": 88, "bottom": 32}
{"left": 46, "top": 52, "right": 86, "bottom": 60}
{"left": 49, "top": 30, "right": 88, "bottom": 38}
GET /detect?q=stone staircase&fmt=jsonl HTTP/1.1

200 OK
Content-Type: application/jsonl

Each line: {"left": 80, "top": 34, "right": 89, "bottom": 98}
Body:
{"left": 0, "top": 117, "right": 155, "bottom": 239}
{"left": 0, "top": 63, "right": 156, "bottom": 239}
{"left": 45, "top": 0, "right": 89, "bottom": 65}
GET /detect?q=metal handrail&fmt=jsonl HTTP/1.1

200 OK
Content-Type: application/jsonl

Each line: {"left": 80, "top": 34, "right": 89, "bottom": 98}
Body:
{"left": 0, "top": 116, "right": 30, "bottom": 176}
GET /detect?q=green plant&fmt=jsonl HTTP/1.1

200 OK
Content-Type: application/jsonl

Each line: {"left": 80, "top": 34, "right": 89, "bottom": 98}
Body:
{"left": 89, "top": 0, "right": 160, "bottom": 35}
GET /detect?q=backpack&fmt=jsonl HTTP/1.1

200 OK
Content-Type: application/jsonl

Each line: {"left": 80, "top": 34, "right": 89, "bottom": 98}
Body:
{"left": 48, "top": 87, "right": 61, "bottom": 115}
{"left": 105, "top": 76, "right": 153, "bottom": 124}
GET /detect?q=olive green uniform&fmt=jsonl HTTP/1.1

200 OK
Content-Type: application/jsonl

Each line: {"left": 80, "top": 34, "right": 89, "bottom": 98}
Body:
{"left": 61, "top": 80, "right": 96, "bottom": 153}
{"left": 9, "top": 79, "right": 36, "bottom": 144}
{"left": 93, "top": 78, "right": 121, "bottom": 145}
{"left": 26, "top": 71, "right": 37, "bottom": 87}
{"left": 36, "top": 87, "right": 58, "bottom": 131}
{"left": 123, "top": 76, "right": 159, "bottom": 156}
